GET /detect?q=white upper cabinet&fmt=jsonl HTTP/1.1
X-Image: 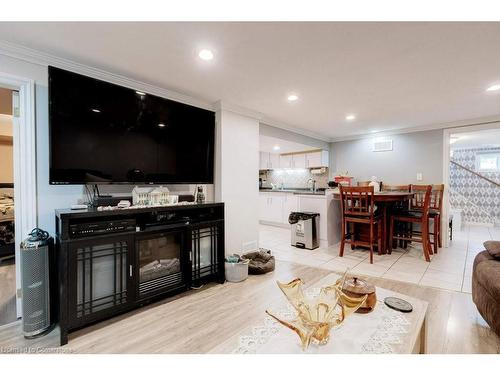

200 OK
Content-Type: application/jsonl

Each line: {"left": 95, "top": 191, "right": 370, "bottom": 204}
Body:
{"left": 306, "top": 150, "right": 329, "bottom": 168}
{"left": 292, "top": 153, "right": 307, "bottom": 169}
{"left": 268, "top": 153, "right": 280, "bottom": 169}
{"left": 279, "top": 154, "right": 293, "bottom": 169}
{"left": 260, "top": 152, "right": 281, "bottom": 170}
{"left": 260, "top": 150, "right": 329, "bottom": 170}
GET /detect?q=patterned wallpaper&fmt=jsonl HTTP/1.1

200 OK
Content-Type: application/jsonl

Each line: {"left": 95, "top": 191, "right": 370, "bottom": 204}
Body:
{"left": 449, "top": 147, "right": 500, "bottom": 225}
{"left": 260, "top": 168, "right": 329, "bottom": 189}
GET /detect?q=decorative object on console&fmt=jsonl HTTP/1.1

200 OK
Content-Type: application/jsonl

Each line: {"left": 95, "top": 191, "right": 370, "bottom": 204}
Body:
{"left": 196, "top": 185, "right": 206, "bottom": 204}
{"left": 149, "top": 186, "right": 170, "bottom": 205}
{"left": 340, "top": 276, "right": 377, "bottom": 313}
{"left": 132, "top": 186, "right": 152, "bottom": 206}
{"left": 265, "top": 273, "right": 368, "bottom": 350}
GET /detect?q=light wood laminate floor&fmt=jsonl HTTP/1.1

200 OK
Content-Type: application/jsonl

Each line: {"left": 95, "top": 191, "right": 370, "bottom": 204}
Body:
{"left": 0, "top": 259, "right": 498, "bottom": 354}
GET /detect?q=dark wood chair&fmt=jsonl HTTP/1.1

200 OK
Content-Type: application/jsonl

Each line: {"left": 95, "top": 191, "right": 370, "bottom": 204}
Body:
{"left": 381, "top": 184, "right": 411, "bottom": 192}
{"left": 409, "top": 184, "right": 444, "bottom": 253}
{"left": 357, "top": 181, "right": 371, "bottom": 186}
{"left": 339, "top": 186, "right": 383, "bottom": 264}
{"left": 389, "top": 185, "right": 433, "bottom": 262}
{"left": 382, "top": 184, "right": 411, "bottom": 248}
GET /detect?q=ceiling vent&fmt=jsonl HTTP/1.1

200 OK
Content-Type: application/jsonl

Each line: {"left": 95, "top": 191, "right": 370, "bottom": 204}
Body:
{"left": 372, "top": 138, "right": 393, "bottom": 152}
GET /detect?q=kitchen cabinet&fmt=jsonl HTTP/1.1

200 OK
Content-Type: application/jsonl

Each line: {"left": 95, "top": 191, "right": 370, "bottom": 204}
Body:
{"left": 279, "top": 154, "right": 293, "bottom": 169}
{"left": 292, "top": 153, "right": 307, "bottom": 169}
{"left": 306, "top": 150, "right": 329, "bottom": 168}
{"left": 259, "top": 193, "right": 284, "bottom": 223}
{"left": 269, "top": 153, "right": 280, "bottom": 169}
{"left": 259, "top": 152, "right": 280, "bottom": 170}
{"left": 260, "top": 152, "right": 269, "bottom": 170}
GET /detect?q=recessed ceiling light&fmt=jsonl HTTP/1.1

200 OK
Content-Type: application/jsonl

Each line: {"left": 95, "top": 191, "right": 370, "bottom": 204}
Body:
{"left": 486, "top": 84, "right": 500, "bottom": 92}
{"left": 91, "top": 108, "right": 100, "bottom": 113}
{"left": 345, "top": 114, "right": 356, "bottom": 121}
{"left": 198, "top": 49, "right": 214, "bottom": 61}
{"left": 273, "top": 145, "right": 280, "bottom": 151}
{"left": 136, "top": 91, "right": 146, "bottom": 96}
{"left": 158, "top": 123, "right": 166, "bottom": 128}
{"left": 371, "top": 130, "right": 378, "bottom": 133}
{"left": 287, "top": 94, "right": 299, "bottom": 102}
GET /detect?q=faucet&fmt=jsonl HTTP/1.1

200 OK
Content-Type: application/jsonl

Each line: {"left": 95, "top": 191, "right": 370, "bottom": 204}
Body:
{"left": 308, "top": 178, "right": 317, "bottom": 192}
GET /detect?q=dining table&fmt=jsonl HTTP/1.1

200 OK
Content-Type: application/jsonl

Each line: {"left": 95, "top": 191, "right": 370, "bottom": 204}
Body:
{"left": 332, "top": 190, "right": 414, "bottom": 254}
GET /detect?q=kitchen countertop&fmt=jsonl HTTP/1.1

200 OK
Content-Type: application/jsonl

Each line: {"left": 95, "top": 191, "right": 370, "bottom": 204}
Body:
{"left": 259, "top": 188, "right": 327, "bottom": 196}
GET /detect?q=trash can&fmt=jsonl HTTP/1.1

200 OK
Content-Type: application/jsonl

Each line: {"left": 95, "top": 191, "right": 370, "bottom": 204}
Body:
{"left": 289, "top": 212, "right": 320, "bottom": 250}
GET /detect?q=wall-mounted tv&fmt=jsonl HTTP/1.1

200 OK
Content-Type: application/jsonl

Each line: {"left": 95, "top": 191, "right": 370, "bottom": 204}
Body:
{"left": 49, "top": 66, "right": 215, "bottom": 184}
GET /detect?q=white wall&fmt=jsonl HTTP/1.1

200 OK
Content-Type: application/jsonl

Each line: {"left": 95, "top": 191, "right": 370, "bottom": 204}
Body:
{"left": 330, "top": 129, "right": 444, "bottom": 184}
{"left": 215, "top": 110, "right": 259, "bottom": 254}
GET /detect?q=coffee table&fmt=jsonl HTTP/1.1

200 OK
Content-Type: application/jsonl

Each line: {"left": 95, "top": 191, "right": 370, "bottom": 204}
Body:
{"left": 210, "top": 273, "right": 428, "bottom": 354}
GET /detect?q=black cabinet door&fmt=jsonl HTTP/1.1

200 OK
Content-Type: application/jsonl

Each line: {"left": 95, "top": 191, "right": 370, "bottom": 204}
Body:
{"left": 190, "top": 220, "right": 224, "bottom": 285}
{"left": 67, "top": 234, "right": 134, "bottom": 328}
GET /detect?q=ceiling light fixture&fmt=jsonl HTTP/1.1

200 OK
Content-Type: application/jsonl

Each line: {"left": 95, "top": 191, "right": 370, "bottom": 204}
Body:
{"left": 345, "top": 114, "right": 356, "bottom": 121}
{"left": 136, "top": 90, "right": 146, "bottom": 96}
{"left": 287, "top": 94, "right": 299, "bottom": 102}
{"left": 198, "top": 49, "right": 214, "bottom": 61}
{"left": 273, "top": 145, "right": 281, "bottom": 151}
{"left": 91, "top": 108, "right": 101, "bottom": 113}
{"left": 158, "top": 123, "right": 166, "bottom": 128}
{"left": 486, "top": 84, "right": 500, "bottom": 92}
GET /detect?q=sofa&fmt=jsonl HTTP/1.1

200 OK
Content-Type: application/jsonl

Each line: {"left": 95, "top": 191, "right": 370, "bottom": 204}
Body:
{"left": 472, "top": 241, "right": 500, "bottom": 337}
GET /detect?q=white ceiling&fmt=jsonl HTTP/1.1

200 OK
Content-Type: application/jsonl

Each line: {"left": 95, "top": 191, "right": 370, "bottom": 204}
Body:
{"left": 259, "top": 135, "right": 318, "bottom": 154}
{"left": 1, "top": 22, "right": 500, "bottom": 140}
{"left": 451, "top": 128, "right": 500, "bottom": 149}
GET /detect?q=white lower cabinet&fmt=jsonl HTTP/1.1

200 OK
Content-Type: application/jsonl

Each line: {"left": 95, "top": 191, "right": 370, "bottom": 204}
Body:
{"left": 259, "top": 192, "right": 298, "bottom": 225}
{"left": 259, "top": 192, "right": 285, "bottom": 223}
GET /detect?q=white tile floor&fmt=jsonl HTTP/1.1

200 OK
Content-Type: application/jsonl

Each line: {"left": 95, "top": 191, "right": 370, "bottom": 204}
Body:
{"left": 259, "top": 223, "right": 500, "bottom": 293}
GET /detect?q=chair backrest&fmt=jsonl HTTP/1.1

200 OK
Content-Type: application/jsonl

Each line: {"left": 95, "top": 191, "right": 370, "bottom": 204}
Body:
{"left": 357, "top": 181, "right": 371, "bottom": 187}
{"left": 381, "top": 184, "right": 410, "bottom": 192}
{"left": 339, "top": 186, "right": 376, "bottom": 217}
{"left": 430, "top": 184, "right": 444, "bottom": 211}
{"left": 410, "top": 185, "right": 433, "bottom": 217}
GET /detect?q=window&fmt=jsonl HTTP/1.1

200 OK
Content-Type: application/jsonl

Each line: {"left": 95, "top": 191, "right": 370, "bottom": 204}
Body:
{"left": 476, "top": 152, "right": 500, "bottom": 172}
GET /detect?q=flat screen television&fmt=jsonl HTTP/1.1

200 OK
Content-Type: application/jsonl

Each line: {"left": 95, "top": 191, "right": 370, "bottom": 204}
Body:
{"left": 49, "top": 66, "right": 215, "bottom": 184}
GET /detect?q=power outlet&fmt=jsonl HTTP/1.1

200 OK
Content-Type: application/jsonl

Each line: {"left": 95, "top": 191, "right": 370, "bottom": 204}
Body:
{"left": 416, "top": 172, "right": 423, "bottom": 181}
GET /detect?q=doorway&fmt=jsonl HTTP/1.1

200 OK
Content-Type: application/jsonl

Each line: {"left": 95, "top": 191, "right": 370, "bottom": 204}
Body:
{"left": 0, "top": 72, "right": 37, "bottom": 325}
{"left": 0, "top": 87, "right": 15, "bottom": 325}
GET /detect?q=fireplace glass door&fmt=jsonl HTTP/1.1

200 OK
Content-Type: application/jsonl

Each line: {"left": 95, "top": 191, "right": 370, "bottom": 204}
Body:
{"left": 137, "top": 230, "right": 185, "bottom": 297}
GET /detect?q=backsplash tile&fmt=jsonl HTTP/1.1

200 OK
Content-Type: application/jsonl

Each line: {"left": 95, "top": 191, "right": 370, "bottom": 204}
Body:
{"left": 260, "top": 168, "right": 329, "bottom": 189}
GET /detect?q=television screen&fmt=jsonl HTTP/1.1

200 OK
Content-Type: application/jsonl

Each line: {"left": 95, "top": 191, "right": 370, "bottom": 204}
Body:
{"left": 49, "top": 66, "right": 215, "bottom": 184}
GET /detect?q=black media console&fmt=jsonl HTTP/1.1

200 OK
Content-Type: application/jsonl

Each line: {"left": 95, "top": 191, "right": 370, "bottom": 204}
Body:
{"left": 55, "top": 202, "right": 225, "bottom": 345}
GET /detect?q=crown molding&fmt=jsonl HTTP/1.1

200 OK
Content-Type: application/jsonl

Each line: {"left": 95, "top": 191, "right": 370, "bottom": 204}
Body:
{"left": 214, "top": 100, "right": 332, "bottom": 142}
{"left": 0, "top": 40, "right": 215, "bottom": 111}
{"left": 329, "top": 115, "right": 500, "bottom": 143}
{"left": 0, "top": 40, "right": 333, "bottom": 143}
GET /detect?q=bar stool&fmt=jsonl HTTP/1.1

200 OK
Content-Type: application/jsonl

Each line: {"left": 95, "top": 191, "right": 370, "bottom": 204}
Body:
{"left": 382, "top": 184, "right": 411, "bottom": 248}
{"left": 389, "top": 185, "right": 433, "bottom": 262}
{"left": 339, "top": 186, "right": 383, "bottom": 264}
{"left": 409, "top": 184, "right": 444, "bottom": 252}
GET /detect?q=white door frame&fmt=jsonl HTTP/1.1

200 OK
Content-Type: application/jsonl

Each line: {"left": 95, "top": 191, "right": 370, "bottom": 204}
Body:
{"left": 442, "top": 121, "right": 500, "bottom": 246}
{"left": 0, "top": 72, "right": 37, "bottom": 318}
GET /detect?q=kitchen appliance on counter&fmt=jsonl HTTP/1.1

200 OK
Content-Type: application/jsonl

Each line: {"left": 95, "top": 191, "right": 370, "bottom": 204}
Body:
{"left": 288, "top": 212, "right": 320, "bottom": 250}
